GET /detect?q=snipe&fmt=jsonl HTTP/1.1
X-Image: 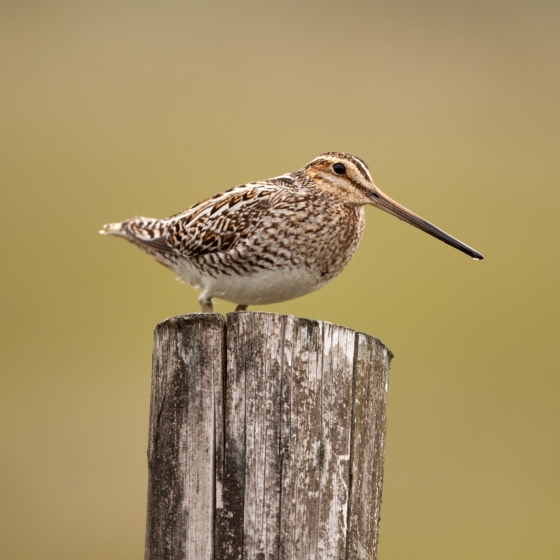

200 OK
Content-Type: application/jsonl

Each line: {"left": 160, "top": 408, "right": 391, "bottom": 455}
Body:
{"left": 101, "top": 152, "right": 483, "bottom": 312}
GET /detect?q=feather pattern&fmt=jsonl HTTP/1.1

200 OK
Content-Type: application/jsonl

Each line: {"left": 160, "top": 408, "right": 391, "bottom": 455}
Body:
{"left": 101, "top": 155, "right": 371, "bottom": 311}
{"left": 122, "top": 182, "right": 277, "bottom": 257}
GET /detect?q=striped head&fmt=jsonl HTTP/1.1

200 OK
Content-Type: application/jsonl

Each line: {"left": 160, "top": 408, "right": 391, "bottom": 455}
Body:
{"left": 301, "top": 152, "right": 376, "bottom": 206}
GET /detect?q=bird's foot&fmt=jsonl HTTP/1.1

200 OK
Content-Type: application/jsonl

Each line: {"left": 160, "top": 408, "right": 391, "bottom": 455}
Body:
{"left": 235, "top": 304, "right": 248, "bottom": 312}
{"left": 199, "top": 297, "right": 214, "bottom": 313}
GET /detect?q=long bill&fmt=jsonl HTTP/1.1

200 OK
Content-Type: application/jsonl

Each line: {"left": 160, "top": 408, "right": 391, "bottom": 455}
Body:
{"left": 369, "top": 189, "right": 484, "bottom": 260}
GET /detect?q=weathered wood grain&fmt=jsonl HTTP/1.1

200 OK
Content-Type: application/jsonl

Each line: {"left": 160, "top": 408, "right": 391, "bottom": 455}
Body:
{"left": 145, "top": 313, "right": 392, "bottom": 560}
{"left": 145, "top": 314, "right": 226, "bottom": 560}
{"left": 221, "top": 312, "right": 285, "bottom": 560}
{"left": 279, "top": 317, "right": 357, "bottom": 560}
{"left": 317, "top": 323, "right": 356, "bottom": 560}
{"left": 346, "top": 334, "right": 393, "bottom": 560}
{"left": 279, "top": 316, "right": 324, "bottom": 559}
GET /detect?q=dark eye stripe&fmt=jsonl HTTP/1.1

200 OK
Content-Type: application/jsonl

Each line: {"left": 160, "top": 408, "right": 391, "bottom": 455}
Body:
{"left": 347, "top": 156, "right": 370, "bottom": 181}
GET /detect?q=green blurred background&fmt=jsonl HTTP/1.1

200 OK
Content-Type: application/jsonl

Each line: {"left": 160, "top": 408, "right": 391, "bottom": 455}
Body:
{"left": 1, "top": 1, "right": 559, "bottom": 558}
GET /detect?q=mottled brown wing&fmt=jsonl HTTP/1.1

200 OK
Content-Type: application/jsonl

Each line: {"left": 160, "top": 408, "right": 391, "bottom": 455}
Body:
{"left": 141, "top": 183, "right": 278, "bottom": 258}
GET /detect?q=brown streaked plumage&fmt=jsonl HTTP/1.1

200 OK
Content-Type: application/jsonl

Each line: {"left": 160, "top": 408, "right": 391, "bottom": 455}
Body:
{"left": 100, "top": 152, "right": 483, "bottom": 312}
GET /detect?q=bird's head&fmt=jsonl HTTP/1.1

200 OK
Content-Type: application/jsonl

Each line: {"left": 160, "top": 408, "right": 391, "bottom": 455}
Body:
{"left": 302, "top": 151, "right": 484, "bottom": 260}
{"left": 302, "top": 152, "right": 376, "bottom": 206}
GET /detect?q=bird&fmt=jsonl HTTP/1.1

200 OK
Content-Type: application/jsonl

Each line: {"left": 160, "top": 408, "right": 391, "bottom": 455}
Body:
{"left": 100, "top": 152, "right": 483, "bottom": 312}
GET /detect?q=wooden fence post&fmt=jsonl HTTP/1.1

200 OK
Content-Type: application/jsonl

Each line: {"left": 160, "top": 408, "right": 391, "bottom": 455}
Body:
{"left": 145, "top": 312, "right": 392, "bottom": 560}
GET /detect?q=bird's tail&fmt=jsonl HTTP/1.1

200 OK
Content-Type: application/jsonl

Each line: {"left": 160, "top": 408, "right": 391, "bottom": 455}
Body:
{"left": 99, "top": 222, "right": 126, "bottom": 237}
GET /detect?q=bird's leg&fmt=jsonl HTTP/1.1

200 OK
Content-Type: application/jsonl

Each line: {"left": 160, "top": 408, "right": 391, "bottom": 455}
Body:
{"left": 235, "top": 304, "right": 248, "bottom": 312}
{"left": 199, "top": 296, "right": 214, "bottom": 313}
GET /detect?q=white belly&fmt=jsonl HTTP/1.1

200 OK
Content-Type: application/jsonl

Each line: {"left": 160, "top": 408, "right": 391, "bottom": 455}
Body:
{"left": 176, "top": 265, "right": 330, "bottom": 306}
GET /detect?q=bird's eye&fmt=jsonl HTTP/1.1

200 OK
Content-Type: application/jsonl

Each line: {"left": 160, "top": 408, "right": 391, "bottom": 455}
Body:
{"left": 333, "top": 163, "right": 346, "bottom": 175}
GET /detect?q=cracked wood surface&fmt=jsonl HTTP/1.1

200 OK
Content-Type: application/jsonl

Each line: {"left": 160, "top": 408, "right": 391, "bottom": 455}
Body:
{"left": 145, "top": 312, "right": 392, "bottom": 560}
